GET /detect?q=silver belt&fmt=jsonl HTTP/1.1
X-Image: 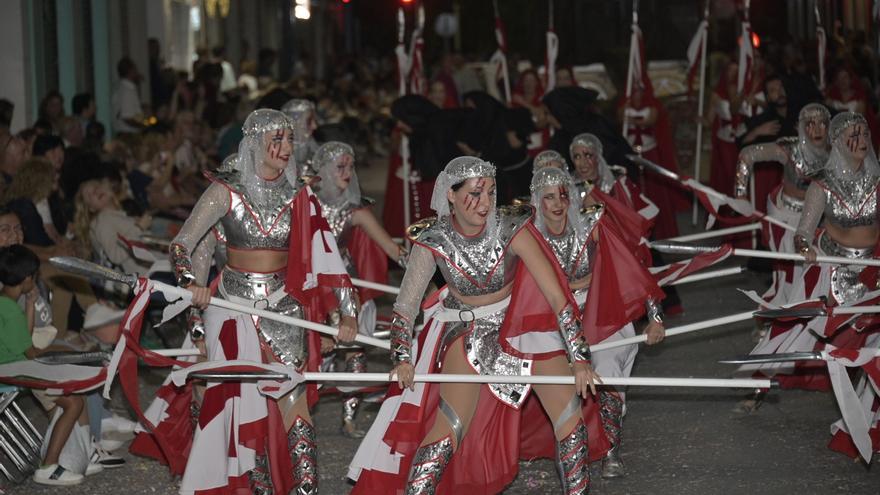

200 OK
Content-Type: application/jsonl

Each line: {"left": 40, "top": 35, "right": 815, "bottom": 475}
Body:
{"left": 434, "top": 296, "right": 511, "bottom": 322}
{"left": 780, "top": 192, "right": 804, "bottom": 213}
{"left": 818, "top": 233, "right": 874, "bottom": 259}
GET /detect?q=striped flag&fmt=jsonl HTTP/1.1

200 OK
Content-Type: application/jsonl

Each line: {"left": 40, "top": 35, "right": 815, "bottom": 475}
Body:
{"left": 490, "top": 2, "right": 511, "bottom": 103}
{"left": 686, "top": 19, "right": 708, "bottom": 94}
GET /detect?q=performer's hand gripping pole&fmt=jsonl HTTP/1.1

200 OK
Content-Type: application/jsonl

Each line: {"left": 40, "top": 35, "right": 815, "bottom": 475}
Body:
{"left": 48, "top": 256, "right": 390, "bottom": 350}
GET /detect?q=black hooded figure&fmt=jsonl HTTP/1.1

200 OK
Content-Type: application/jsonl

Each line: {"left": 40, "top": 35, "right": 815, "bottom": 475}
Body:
{"left": 543, "top": 86, "right": 638, "bottom": 180}
{"left": 460, "top": 91, "right": 535, "bottom": 203}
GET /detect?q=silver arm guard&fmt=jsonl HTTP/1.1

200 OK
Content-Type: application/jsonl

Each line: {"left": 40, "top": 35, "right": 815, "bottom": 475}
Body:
{"left": 558, "top": 303, "right": 591, "bottom": 363}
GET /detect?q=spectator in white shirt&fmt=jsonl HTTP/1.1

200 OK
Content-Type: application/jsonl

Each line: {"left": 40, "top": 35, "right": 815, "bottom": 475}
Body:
{"left": 112, "top": 57, "right": 144, "bottom": 134}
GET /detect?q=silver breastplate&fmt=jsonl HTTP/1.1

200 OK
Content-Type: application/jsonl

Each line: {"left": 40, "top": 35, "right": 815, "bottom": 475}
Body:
{"left": 408, "top": 206, "right": 534, "bottom": 297}
{"left": 320, "top": 198, "right": 355, "bottom": 247}
{"left": 819, "top": 171, "right": 880, "bottom": 228}
{"left": 781, "top": 139, "right": 823, "bottom": 191}
{"left": 220, "top": 175, "right": 299, "bottom": 250}
{"left": 544, "top": 206, "right": 603, "bottom": 282}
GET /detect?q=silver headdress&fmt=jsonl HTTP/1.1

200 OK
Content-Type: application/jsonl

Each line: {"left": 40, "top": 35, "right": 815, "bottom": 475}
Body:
{"left": 533, "top": 150, "right": 568, "bottom": 172}
{"left": 218, "top": 153, "right": 238, "bottom": 172}
{"left": 235, "top": 109, "right": 298, "bottom": 205}
{"left": 569, "top": 133, "right": 615, "bottom": 187}
{"left": 280, "top": 99, "right": 319, "bottom": 174}
{"left": 280, "top": 99, "right": 316, "bottom": 143}
{"left": 430, "top": 156, "right": 496, "bottom": 218}
{"left": 826, "top": 111, "right": 880, "bottom": 179}
{"left": 797, "top": 103, "right": 831, "bottom": 167}
{"left": 314, "top": 141, "right": 361, "bottom": 206}
{"left": 530, "top": 167, "right": 585, "bottom": 239}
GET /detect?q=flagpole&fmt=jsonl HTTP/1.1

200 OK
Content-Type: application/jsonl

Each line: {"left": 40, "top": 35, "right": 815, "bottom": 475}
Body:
{"left": 622, "top": 0, "right": 638, "bottom": 135}
{"left": 815, "top": 1, "right": 826, "bottom": 91}
{"left": 398, "top": 7, "right": 411, "bottom": 237}
{"left": 692, "top": 1, "right": 709, "bottom": 226}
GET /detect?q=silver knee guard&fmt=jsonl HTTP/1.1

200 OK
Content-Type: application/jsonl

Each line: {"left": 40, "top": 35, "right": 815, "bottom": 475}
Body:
{"left": 405, "top": 436, "right": 454, "bottom": 495}
{"left": 288, "top": 417, "right": 318, "bottom": 494}
{"left": 556, "top": 420, "right": 590, "bottom": 494}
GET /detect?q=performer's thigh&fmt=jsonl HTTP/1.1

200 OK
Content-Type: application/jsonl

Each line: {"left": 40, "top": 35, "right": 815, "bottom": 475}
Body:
{"left": 532, "top": 355, "right": 579, "bottom": 438}
{"left": 422, "top": 335, "right": 481, "bottom": 447}
{"left": 279, "top": 385, "right": 311, "bottom": 430}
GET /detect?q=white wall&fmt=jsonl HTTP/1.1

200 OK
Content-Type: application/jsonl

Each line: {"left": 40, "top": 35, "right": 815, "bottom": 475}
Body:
{"left": 0, "top": 0, "right": 31, "bottom": 132}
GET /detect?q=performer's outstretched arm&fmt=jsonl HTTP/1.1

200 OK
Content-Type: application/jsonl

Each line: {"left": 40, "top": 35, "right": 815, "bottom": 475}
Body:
{"left": 794, "top": 181, "right": 826, "bottom": 262}
{"left": 734, "top": 142, "right": 788, "bottom": 198}
{"left": 510, "top": 226, "right": 598, "bottom": 397}
{"left": 170, "top": 183, "right": 230, "bottom": 306}
{"left": 389, "top": 244, "right": 435, "bottom": 389}
{"left": 352, "top": 208, "right": 407, "bottom": 265}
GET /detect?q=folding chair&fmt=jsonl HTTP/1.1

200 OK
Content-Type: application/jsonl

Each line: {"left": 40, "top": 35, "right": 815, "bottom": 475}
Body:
{"left": 0, "top": 385, "right": 43, "bottom": 484}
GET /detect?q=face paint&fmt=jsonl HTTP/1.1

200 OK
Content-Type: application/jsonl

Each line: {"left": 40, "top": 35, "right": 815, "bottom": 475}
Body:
{"left": 268, "top": 130, "right": 284, "bottom": 160}
{"left": 847, "top": 126, "right": 861, "bottom": 154}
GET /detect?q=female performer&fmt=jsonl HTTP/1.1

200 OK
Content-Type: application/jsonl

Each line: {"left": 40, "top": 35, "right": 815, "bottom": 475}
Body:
{"left": 733, "top": 103, "right": 831, "bottom": 305}
{"left": 350, "top": 156, "right": 599, "bottom": 494}
{"left": 170, "top": 109, "right": 358, "bottom": 494}
{"left": 739, "top": 112, "right": 880, "bottom": 398}
{"left": 313, "top": 141, "right": 406, "bottom": 438}
{"left": 281, "top": 98, "right": 319, "bottom": 176}
{"left": 529, "top": 167, "right": 665, "bottom": 478}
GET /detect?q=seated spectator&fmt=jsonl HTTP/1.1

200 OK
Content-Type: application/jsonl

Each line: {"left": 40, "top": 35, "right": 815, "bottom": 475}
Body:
{"left": 2, "top": 159, "right": 64, "bottom": 247}
{"left": 0, "top": 245, "right": 96, "bottom": 485}
{"left": 0, "top": 133, "right": 27, "bottom": 191}
{"left": 0, "top": 206, "right": 122, "bottom": 343}
{"left": 73, "top": 178, "right": 152, "bottom": 275}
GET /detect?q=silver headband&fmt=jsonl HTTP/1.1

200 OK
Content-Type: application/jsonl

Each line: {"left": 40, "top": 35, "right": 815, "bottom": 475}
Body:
{"left": 530, "top": 166, "right": 571, "bottom": 193}
{"left": 430, "top": 156, "right": 496, "bottom": 217}
{"left": 569, "top": 132, "right": 602, "bottom": 159}
{"left": 242, "top": 109, "right": 293, "bottom": 138}
{"left": 798, "top": 103, "right": 830, "bottom": 128}
{"left": 829, "top": 111, "right": 868, "bottom": 144}
{"left": 533, "top": 150, "right": 567, "bottom": 172}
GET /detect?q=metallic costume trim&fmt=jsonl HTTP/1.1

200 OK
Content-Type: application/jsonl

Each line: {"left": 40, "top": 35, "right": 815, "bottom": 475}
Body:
{"left": 821, "top": 232, "right": 871, "bottom": 306}
{"left": 289, "top": 417, "right": 318, "bottom": 495}
{"left": 780, "top": 191, "right": 805, "bottom": 213}
{"left": 599, "top": 391, "right": 624, "bottom": 449}
{"left": 438, "top": 398, "right": 464, "bottom": 448}
{"left": 170, "top": 243, "right": 195, "bottom": 287}
{"left": 249, "top": 453, "right": 274, "bottom": 495}
{"left": 558, "top": 303, "right": 591, "bottom": 363}
{"left": 405, "top": 436, "right": 454, "bottom": 495}
{"left": 645, "top": 298, "right": 664, "bottom": 325}
{"left": 390, "top": 312, "right": 413, "bottom": 365}
{"left": 218, "top": 268, "right": 307, "bottom": 368}
{"left": 555, "top": 420, "right": 590, "bottom": 495}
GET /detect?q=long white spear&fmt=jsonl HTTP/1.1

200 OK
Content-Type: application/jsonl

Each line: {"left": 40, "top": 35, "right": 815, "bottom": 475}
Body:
{"left": 49, "top": 257, "right": 391, "bottom": 350}
{"left": 184, "top": 368, "right": 774, "bottom": 390}
{"left": 653, "top": 242, "right": 880, "bottom": 268}
{"left": 665, "top": 222, "right": 761, "bottom": 243}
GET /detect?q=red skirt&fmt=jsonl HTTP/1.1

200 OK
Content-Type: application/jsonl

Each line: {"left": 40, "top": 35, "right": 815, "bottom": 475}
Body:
{"left": 349, "top": 296, "right": 609, "bottom": 494}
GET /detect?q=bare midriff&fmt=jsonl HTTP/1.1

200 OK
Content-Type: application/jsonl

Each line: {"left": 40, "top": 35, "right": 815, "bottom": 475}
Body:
{"left": 782, "top": 180, "right": 807, "bottom": 201}
{"left": 448, "top": 281, "right": 513, "bottom": 307}
{"left": 569, "top": 274, "right": 591, "bottom": 291}
{"left": 227, "top": 247, "right": 288, "bottom": 273}
{"left": 824, "top": 223, "right": 879, "bottom": 250}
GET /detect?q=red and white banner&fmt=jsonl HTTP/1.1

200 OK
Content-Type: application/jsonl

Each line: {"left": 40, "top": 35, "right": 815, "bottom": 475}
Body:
{"left": 686, "top": 19, "right": 708, "bottom": 94}
{"left": 649, "top": 244, "right": 734, "bottom": 287}
{"left": 286, "top": 186, "right": 354, "bottom": 322}
{"left": 490, "top": 5, "right": 511, "bottom": 103}
{"left": 737, "top": 19, "right": 755, "bottom": 95}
